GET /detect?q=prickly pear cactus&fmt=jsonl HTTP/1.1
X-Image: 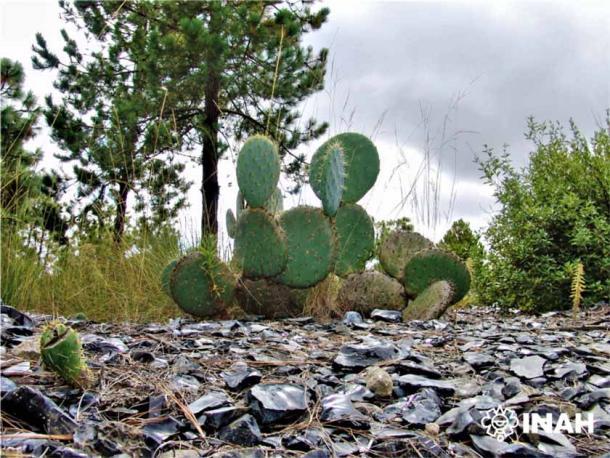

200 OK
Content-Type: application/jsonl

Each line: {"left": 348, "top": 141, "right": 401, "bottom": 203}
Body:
{"left": 236, "top": 191, "right": 245, "bottom": 218}
{"left": 309, "top": 142, "right": 345, "bottom": 216}
{"left": 402, "top": 280, "right": 455, "bottom": 321}
{"left": 378, "top": 231, "right": 434, "bottom": 281}
{"left": 236, "top": 135, "right": 280, "bottom": 208}
{"left": 337, "top": 271, "right": 406, "bottom": 313}
{"left": 278, "top": 206, "right": 335, "bottom": 288}
{"left": 403, "top": 248, "right": 470, "bottom": 303}
{"left": 170, "top": 252, "right": 236, "bottom": 318}
{"left": 235, "top": 278, "right": 307, "bottom": 319}
{"left": 161, "top": 259, "right": 178, "bottom": 296}
{"left": 264, "top": 187, "right": 284, "bottom": 216}
{"left": 334, "top": 204, "right": 375, "bottom": 277}
{"left": 317, "top": 133, "right": 380, "bottom": 204}
{"left": 40, "top": 321, "right": 91, "bottom": 387}
{"left": 233, "top": 208, "right": 287, "bottom": 278}
{"left": 226, "top": 209, "right": 237, "bottom": 238}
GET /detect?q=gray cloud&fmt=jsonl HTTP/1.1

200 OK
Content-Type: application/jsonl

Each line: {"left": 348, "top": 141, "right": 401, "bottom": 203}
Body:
{"left": 304, "top": 1, "right": 610, "bottom": 177}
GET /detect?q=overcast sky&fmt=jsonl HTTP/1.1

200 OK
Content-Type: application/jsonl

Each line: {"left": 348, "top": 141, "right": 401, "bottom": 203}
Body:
{"left": 2, "top": 0, "right": 609, "bottom": 242}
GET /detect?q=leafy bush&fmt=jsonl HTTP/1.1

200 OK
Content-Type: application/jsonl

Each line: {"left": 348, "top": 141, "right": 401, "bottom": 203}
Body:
{"left": 438, "top": 219, "right": 483, "bottom": 261}
{"left": 475, "top": 116, "right": 610, "bottom": 311}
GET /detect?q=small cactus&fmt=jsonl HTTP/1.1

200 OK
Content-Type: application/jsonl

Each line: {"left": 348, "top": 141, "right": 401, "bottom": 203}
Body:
{"left": 236, "top": 135, "right": 280, "bottom": 208}
{"left": 333, "top": 203, "right": 375, "bottom": 277}
{"left": 378, "top": 230, "right": 434, "bottom": 281}
{"left": 226, "top": 209, "right": 237, "bottom": 238}
{"left": 317, "top": 133, "right": 380, "bottom": 204}
{"left": 402, "top": 280, "right": 455, "bottom": 321}
{"left": 40, "top": 321, "right": 91, "bottom": 388}
{"left": 403, "top": 248, "right": 470, "bottom": 303}
{"left": 309, "top": 142, "right": 345, "bottom": 216}
{"left": 233, "top": 208, "right": 287, "bottom": 278}
{"left": 337, "top": 271, "right": 406, "bottom": 314}
{"left": 161, "top": 259, "right": 178, "bottom": 296}
{"left": 170, "top": 252, "right": 236, "bottom": 318}
{"left": 277, "top": 206, "right": 336, "bottom": 288}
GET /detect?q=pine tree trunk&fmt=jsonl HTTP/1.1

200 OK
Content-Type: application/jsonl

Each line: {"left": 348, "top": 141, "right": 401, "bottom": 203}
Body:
{"left": 201, "top": 8, "right": 222, "bottom": 238}
{"left": 114, "top": 181, "right": 129, "bottom": 243}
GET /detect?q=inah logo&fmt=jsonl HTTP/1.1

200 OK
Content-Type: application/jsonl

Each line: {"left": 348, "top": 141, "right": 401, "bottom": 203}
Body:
{"left": 480, "top": 407, "right": 596, "bottom": 441}
{"left": 480, "top": 406, "right": 519, "bottom": 441}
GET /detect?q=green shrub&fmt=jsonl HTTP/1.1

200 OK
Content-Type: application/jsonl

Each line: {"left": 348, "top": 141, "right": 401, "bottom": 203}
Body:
{"left": 475, "top": 116, "right": 610, "bottom": 311}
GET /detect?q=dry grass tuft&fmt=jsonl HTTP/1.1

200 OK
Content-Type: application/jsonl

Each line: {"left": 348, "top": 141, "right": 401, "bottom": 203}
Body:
{"left": 303, "top": 273, "right": 344, "bottom": 322}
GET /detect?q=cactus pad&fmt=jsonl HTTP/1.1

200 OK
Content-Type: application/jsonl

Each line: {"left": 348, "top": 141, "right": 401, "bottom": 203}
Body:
{"left": 378, "top": 231, "right": 434, "bottom": 280}
{"left": 334, "top": 204, "right": 375, "bottom": 277}
{"left": 309, "top": 142, "right": 345, "bottom": 216}
{"left": 170, "top": 252, "right": 235, "bottom": 318}
{"left": 236, "top": 135, "right": 280, "bottom": 207}
{"left": 402, "top": 280, "right": 455, "bottom": 321}
{"left": 161, "top": 259, "right": 177, "bottom": 296}
{"left": 318, "top": 133, "right": 379, "bottom": 203}
{"left": 226, "top": 209, "right": 237, "bottom": 238}
{"left": 337, "top": 271, "right": 406, "bottom": 314}
{"left": 403, "top": 249, "right": 470, "bottom": 302}
{"left": 278, "top": 206, "right": 335, "bottom": 288}
{"left": 40, "top": 321, "right": 91, "bottom": 387}
{"left": 236, "top": 191, "right": 245, "bottom": 218}
{"left": 236, "top": 278, "right": 307, "bottom": 319}
{"left": 234, "top": 209, "right": 287, "bottom": 278}
{"left": 264, "top": 187, "right": 284, "bottom": 216}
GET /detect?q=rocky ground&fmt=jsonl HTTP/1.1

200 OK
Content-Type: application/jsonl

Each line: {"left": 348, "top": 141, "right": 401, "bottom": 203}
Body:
{"left": 1, "top": 303, "right": 609, "bottom": 458}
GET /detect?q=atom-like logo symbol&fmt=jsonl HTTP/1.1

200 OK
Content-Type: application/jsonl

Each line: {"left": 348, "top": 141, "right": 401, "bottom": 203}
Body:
{"left": 480, "top": 406, "right": 519, "bottom": 441}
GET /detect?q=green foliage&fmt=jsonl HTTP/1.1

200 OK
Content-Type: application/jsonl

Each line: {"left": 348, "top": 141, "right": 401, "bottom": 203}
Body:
{"left": 278, "top": 206, "right": 335, "bottom": 288}
{"left": 403, "top": 248, "right": 471, "bottom": 302}
{"left": 1, "top": 57, "right": 68, "bottom": 243}
{"left": 309, "top": 142, "right": 345, "bottom": 216}
{"left": 40, "top": 321, "right": 90, "bottom": 387}
{"left": 233, "top": 208, "right": 287, "bottom": 278}
{"left": 318, "top": 133, "right": 380, "bottom": 203}
{"left": 438, "top": 219, "right": 484, "bottom": 262}
{"left": 32, "top": 23, "right": 189, "bottom": 242}
{"left": 333, "top": 204, "right": 375, "bottom": 277}
{"left": 475, "top": 117, "right": 610, "bottom": 311}
{"left": 377, "top": 230, "right": 433, "bottom": 280}
{"left": 236, "top": 136, "right": 281, "bottom": 208}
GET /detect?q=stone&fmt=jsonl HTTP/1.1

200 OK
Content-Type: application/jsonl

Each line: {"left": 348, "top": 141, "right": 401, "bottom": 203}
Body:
{"left": 2, "top": 386, "right": 78, "bottom": 434}
{"left": 370, "top": 309, "right": 402, "bottom": 323}
{"left": 218, "top": 414, "right": 262, "bottom": 447}
{"left": 222, "top": 362, "right": 262, "bottom": 391}
{"left": 334, "top": 338, "right": 403, "bottom": 371}
{"left": 248, "top": 384, "right": 308, "bottom": 426}
{"left": 462, "top": 352, "right": 494, "bottom": 370}
{"left": 510, "top": 355, "right": 546, "bottom": 379}
{"left": 188, "top": 391, "right": 231, "bottom": 415}
{"left": 320, "top": 394, "right": 370, "bottom": 429}
{"left": 397, "top": 374, "right": 455, "bottom": 396}
{"left": 364, "top": 366, "right": 393, "bottom": 397}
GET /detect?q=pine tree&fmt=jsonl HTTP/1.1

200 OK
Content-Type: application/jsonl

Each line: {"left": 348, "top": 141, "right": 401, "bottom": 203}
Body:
{"left": 34, "top": 0, "right": 330, "bottom": 238}
{"left": 438, "top": 219, "right": 483, "bottom": 261}
{"left": 1, "top": 57, "right": 68, "bottom": 243}
{"left": 32, "top": 11, "right": 190, "bottom": 242}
